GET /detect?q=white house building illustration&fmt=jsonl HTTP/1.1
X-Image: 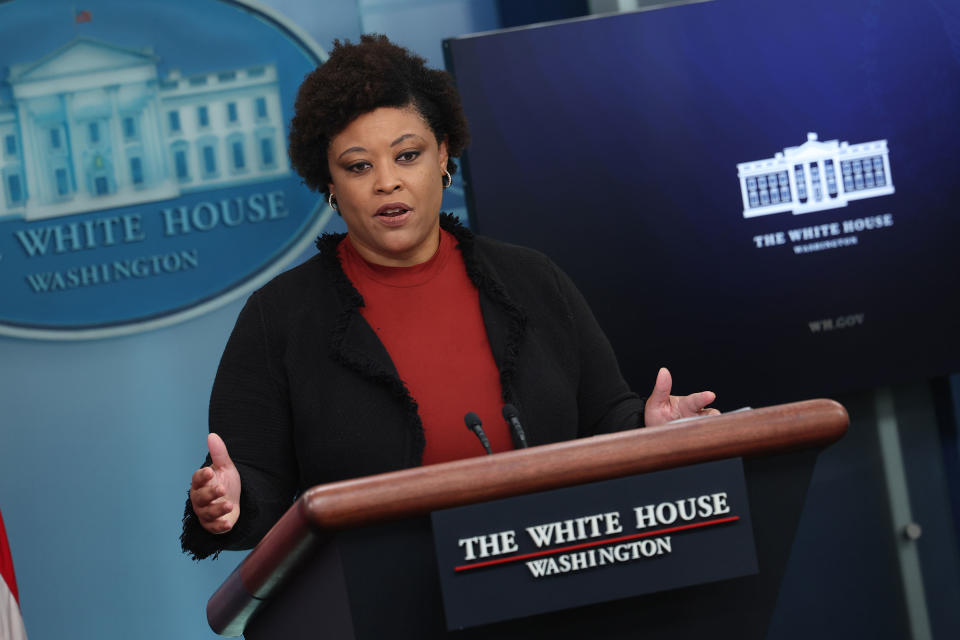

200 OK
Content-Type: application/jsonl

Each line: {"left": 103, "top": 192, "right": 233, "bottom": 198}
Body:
{"left": 0, "top": 37, "right": 290, "bottom": 221}
{"left": 737, "top": 133, "right": 894, "bottom": 218}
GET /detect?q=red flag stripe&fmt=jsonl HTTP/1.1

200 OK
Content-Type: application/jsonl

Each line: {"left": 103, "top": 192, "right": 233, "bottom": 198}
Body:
{"left": 0, "top": 510, "right": 18, "bottom": 604}
{"left": 0, "top": 508, "right": 27, "bottom": 638}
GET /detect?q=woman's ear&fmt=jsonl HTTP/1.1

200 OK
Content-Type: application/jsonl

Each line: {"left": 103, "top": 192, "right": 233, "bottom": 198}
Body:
{"left": 438, "top": 138, "right": 449, "bottom": 172}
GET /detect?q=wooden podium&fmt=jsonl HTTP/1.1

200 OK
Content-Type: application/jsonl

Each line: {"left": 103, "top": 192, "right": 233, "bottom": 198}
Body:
{"left": 207, "top": 399, "right": 848, "bottom": 639}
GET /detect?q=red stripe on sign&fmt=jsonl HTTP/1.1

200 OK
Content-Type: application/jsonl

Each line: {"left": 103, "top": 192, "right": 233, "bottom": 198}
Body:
{"left": 454, "top": 515, "right": 740, "bottom": 572}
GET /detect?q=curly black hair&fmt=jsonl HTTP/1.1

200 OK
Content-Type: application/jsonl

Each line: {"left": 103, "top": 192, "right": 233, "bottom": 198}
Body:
{"left": 288, "top": 34, "right": 470, "bottom": 196}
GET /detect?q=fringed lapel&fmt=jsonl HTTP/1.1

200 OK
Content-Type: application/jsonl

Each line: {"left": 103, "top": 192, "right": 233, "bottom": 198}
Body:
{"left": 444, "top": 214, "right": 528, "bottom": 406}
{"left": 315, "top": 231, "right": 426, "bottom": 461}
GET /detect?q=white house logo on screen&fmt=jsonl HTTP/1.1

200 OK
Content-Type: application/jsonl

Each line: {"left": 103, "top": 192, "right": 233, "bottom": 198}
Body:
{"left": 737, "top": 133, "right": 894, "bottom": 218}
{"left": 0, "top": 1, "right": 334, "bottom": 340}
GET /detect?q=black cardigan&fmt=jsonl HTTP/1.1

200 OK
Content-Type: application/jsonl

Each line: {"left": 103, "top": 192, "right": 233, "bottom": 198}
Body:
{"left": 181, "top": 215, "right": 644, "bottom": 559}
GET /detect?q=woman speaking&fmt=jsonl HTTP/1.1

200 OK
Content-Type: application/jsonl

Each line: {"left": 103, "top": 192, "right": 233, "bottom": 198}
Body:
{"left": 181, "top": 35, "right": 717, "bottom": 560}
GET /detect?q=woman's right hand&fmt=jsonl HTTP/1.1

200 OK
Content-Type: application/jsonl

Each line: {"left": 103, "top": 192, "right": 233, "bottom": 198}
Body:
{"left": 190, "top": 433, "right": 242, "bottom": 534}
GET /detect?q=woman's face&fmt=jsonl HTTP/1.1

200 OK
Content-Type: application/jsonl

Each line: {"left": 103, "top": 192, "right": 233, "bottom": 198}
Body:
{"left": 327, "top": 106, "right": 449, "bottom": 266}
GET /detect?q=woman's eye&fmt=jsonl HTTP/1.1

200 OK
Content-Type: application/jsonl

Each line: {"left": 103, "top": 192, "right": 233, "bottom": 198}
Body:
{"left": 347, "top": 161, "right": 371, "bottom": 173}
{"left": 397, "top": 150, "right": 420, "bottom": 163}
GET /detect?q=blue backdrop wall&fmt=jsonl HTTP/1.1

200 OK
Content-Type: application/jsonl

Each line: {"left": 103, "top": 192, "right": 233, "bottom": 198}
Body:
{"left": 0, "top": 1, "right": 496, "bottom": 638}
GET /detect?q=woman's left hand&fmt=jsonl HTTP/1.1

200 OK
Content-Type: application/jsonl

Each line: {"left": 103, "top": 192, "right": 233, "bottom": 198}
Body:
{"left": 644, "top": 367, "right": 720, "bottom": 427}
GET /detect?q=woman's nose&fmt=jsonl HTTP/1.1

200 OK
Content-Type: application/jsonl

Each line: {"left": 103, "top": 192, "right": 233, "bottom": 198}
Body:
{"left": 374, "top": 166, "right": 402, "bottom": 193}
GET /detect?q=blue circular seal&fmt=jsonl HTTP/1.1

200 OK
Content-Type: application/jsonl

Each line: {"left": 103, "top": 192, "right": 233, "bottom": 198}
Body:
{"left": 0, "top": 0, "right": 336, "bottom": 339}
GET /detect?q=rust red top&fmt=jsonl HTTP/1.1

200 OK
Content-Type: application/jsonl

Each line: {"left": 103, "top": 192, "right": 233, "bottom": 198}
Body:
{"left": 339, "top": 229, "right": 513, "bottom": 463}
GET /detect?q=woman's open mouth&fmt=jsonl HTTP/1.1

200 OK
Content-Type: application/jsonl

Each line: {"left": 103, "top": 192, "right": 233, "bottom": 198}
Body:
{"left": 375, "top": 203, "right": 413, "bottom": 225}
{"left": 375, "top": 202, "right": 413, "bottom": 226}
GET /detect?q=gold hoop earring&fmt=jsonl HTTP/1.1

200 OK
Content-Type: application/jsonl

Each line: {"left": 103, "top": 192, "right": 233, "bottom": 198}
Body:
{"left": 442, "top": 168, "right": 452, "bottom": 189}
{"left": 328, "top": 193, "right": 339, "bottom": 211}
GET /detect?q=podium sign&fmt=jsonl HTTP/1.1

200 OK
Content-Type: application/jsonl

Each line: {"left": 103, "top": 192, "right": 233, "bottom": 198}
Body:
{"left": 208, "top": 400, "right": 848, "bottom": 639}
{"left": 432, "top": 458, "right": 758, "bottom": 630}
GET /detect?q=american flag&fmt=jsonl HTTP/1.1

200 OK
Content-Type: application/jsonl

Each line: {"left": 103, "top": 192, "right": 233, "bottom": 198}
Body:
{"left": 75, "top": 9, "right": 92, "bottom": 24}
{"left": 0, "top": 509, "right": 27, "bottom": 640}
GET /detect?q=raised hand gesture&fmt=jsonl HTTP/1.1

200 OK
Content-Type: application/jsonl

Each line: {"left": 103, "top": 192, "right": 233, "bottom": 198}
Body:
{"left": 644, "top": 367, "right": 719, "bottom": 427}
{"left": 189, "top": 433, "right": 241, "bottom": 534}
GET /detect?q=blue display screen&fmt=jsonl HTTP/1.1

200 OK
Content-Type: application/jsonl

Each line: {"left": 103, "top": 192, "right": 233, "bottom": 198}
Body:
{"left": 445, "top": 0, "right": 960, "bottom": 407}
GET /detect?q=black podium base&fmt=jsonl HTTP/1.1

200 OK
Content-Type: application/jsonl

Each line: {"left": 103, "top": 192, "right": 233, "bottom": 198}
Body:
{"left": 244, "top": 449, "right": 817, "bottom": 640}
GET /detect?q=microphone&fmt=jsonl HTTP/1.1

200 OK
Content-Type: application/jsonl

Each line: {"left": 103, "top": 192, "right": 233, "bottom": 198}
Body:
{"left": 501, "top": 404, "right": 529, "bottom": 449}
{"left": 464, "top": 411, "right": 493, "bottom": 455}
